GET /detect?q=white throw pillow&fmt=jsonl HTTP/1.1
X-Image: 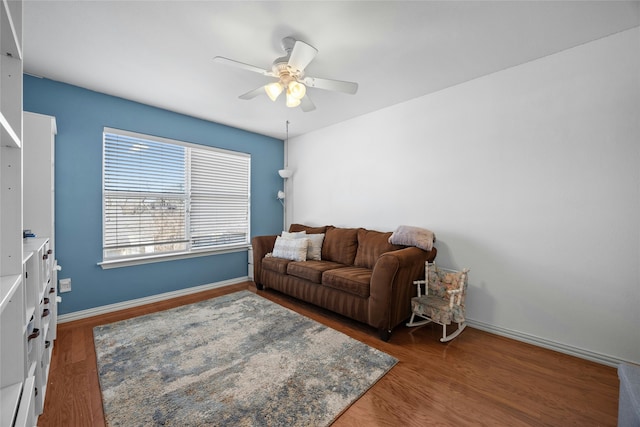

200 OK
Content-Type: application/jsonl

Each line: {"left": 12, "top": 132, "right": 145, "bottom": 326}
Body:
{"left": 306, "top": 233, "right": 325, "bottom": 261}
{"left": 272, "top": 236, "right": 309, "bottom": 261}
{"left": 281, "top": 230, "right": 306, "bottom": 239}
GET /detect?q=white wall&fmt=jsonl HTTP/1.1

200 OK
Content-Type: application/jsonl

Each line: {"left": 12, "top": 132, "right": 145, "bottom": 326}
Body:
{"left": 288, "top": 28, "right": 640, "bottom": 365}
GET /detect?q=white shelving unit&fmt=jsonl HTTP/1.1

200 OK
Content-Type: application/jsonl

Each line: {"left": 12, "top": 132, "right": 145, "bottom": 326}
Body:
{"left": 1, "top": 0, "right": 30, "bottom": 426}
{"left": 24, "top": 111, "right": 59, "bottom": 418}
{"left": 2, "top": 2, "right": 60, "bottom": 425}
{"left": 23, "top": 237, "right": 57, "bottom": 416}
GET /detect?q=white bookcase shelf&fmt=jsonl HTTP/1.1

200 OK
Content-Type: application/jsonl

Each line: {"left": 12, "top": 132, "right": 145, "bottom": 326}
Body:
{"left": 0, "top": 274, "right": 27, "bottom": 426}
{"left": 0, "top": 273, "right": 21, "bottom": 308}
{"left": 1, "top": 0, "right": 23, "bottom": 149}
{"left": 2, "top": 4, "right": 59, "bottom": 425}
{"left": 1, "top": 0, "right": 23, "bottom": 59}
{"left": 1, "top": 0, "right": 27, "bottom": 425}
{"left": 1, "top": 381, "right": 23, "bottom": 427}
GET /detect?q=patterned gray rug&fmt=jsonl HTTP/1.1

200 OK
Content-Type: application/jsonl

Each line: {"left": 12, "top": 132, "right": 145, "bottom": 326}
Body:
{"left": 94, "top": 291, "right": 397, "bottom": 426}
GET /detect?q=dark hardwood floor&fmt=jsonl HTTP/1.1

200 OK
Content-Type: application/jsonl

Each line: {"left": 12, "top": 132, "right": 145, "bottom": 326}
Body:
{"left": 38, "top": 282, "right": 619, "bottom": 426}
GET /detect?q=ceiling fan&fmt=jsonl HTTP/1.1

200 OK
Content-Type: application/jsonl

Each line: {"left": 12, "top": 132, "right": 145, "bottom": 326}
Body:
{"left": 213, "top": 37, "right": 358, "bottom": 112}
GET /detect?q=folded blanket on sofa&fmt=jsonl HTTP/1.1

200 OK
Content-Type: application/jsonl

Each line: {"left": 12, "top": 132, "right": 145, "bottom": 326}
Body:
{"left": 389, "top": 225, "right": 436, "bottom": 251}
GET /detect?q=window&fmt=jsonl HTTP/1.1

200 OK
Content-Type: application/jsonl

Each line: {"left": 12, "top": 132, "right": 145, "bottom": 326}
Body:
{"left": 102, "top": 128, "right": 250, "bottom": 265}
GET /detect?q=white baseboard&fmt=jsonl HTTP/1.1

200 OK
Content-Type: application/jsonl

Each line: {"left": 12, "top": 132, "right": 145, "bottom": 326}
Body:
{"left": 467, "top": 318, "right": 626, "bottom": 368}
{"left": 58, "top": 280, "right": 627, "bottom": 367}
{"left": 58, "top": 277, "right": 249, "bottom": 323}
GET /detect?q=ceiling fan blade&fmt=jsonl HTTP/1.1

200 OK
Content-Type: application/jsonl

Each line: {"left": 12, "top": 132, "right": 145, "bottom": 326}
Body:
{"left": 300, "top": 95, "right": 316, "bottom": 112}
{"left": 213, "top": 56, "right": 273, "bottom": 76}
{"left": 288, "top": 40, "right": 318, "bottom": 72}
{"left": 302, "top": 76, "right": 358, "bottom": 94}
{"left": 239, "top": 86, "right": 265, "bottom": 100}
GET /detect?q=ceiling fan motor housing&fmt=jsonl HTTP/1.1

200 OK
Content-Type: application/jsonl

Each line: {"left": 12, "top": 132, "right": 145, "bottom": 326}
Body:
{"left": 271, "top": 37, "right": 297, "bottom": 72}
{"left": 281, "top": 36, "right": 297, "bottom": 53}
{"left": 272, "top": 61, "right": 303, "bottom": 83}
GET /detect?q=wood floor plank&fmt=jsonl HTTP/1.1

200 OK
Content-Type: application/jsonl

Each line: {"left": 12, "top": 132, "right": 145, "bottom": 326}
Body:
{"left": 85, "top": 326, "right": 106, "bottom": 427}
{"left": 38, "top": 282, "right": 619, "bottom": 426}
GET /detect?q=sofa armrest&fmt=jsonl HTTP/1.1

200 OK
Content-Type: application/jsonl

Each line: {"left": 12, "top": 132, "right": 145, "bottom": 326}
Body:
{"left": 251, "top": 235, "right": 278, "bottom": 287}
{"left": 368, "top": 246, "right": 437, "bottom": 332}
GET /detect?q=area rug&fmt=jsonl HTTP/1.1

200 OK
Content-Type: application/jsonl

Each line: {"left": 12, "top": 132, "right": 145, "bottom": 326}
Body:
{"left": 93, "top": 290, "right": 397, "bottom": 426}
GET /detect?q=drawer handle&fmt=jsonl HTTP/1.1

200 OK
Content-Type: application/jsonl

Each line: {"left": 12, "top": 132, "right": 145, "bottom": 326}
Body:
{"left": 42, "top": 309, "right": 50, "bottom": 318}
{"left": 28, "top": 328, "right": 40, "bottom": 340}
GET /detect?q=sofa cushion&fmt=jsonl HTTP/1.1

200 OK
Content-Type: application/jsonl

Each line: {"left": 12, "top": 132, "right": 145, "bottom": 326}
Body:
{"left": 354, "top": 229, "right": 403, "bottom": 269}
{"left": 289, "top": 224, "right": 328, "bottom": 234}
{"left": 306, "top": 233, "right": 325, "bottom": 261}
{"left": 287, "top": 260, "right": 348, "bottom": 284}
{"left": 321, "top": 226, "right": 360, "bottom": 265}
{"left": 272, "top": 236, "right": 309, "bottom": 261}
{"left": 322, "top": 266, "right": 372, "bottom": 298}
{"left": 262, "top": 256, "right": 292, "bottom": 274}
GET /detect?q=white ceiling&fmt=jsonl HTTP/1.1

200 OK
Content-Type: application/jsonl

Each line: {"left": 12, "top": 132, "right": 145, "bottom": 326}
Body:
{"left": 23, "top": 1, "right": 640, "bottom": 139}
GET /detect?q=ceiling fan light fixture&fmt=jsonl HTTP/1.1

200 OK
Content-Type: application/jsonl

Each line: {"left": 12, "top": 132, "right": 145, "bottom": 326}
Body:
{"left": 285, "top": 92, "right": 301, "bottom": 108}
{"left": 214, "top": 36, "right": 357, "bottom": 113}
{"left": 265, "top": 82, "right": 283, "bottom": 101}
{"left": 287, "top": 81, "right": 306, "bottom": 100}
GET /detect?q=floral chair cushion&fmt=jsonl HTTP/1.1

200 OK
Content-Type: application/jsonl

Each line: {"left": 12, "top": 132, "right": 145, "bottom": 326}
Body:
{"left": 411, "top": 264, "right": 468, "bottom": 325}
{"left": 410, "top": 295, "right": 465, "bottom": 325}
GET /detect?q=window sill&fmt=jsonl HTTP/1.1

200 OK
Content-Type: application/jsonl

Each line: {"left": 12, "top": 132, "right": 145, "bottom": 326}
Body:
{"left": 98, "top": 245, "right": 250, "bottom": 270}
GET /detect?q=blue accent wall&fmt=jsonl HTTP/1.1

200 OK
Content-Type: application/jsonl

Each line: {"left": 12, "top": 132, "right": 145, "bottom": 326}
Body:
{"left": 24, "top": 76, "right": 284, "bottom": 315}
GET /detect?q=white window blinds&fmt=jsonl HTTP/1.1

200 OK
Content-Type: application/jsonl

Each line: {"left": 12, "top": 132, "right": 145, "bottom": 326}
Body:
{"left": 103, "top": 128, "right": 250, "bottom": 262}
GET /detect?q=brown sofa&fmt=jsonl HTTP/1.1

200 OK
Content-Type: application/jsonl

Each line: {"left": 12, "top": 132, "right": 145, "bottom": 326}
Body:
{"left": 251, "top": 224, "right": 437, "bottom": 340}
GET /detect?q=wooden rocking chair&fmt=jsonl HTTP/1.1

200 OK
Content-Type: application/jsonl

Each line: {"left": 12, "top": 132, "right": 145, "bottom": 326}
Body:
{"left": 406, "top": 262, "right": 470, "bottom": 342}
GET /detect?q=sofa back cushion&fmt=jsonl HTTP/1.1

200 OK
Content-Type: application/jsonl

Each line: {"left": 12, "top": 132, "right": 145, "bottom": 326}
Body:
{"left": 354, "top": 229, "right": 403, "bottom": 269}
{"left": 289, "top": 224, "right": 327, "bottom": 234}
{"left": 321, "top": 226, "right": 360, "bottom": 265}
